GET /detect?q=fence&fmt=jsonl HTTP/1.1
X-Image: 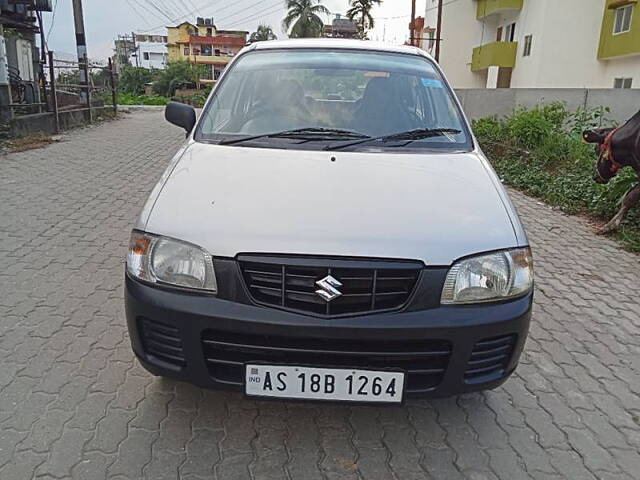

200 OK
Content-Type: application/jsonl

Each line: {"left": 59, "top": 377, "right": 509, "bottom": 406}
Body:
{"left": 47, "top": 51, "right": 117, "bottom": 133}
{"left": 1, "top": 51, "right": 118, "bottom": 136}
{"left": 454, "top": 88, "right": 640, "bottom": 125}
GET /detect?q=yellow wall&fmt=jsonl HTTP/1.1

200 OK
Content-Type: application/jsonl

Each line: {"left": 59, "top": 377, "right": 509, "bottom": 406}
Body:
{"left": 168, "top": 44, "right": 181, "bottom": 62}
{"left": 598, "top": 0, "right": 640, "bottom": 59}
{"left": 167, "top": 23, "right": 220, "bottom": 45}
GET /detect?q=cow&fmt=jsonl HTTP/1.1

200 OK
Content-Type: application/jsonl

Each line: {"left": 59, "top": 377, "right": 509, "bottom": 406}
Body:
{"left": 583, "top": 109, "right": 640, "bottom": 234}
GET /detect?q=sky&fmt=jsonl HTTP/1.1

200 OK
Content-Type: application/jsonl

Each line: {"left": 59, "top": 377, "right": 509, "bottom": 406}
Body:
{"left": 42, "top": 0, "right": 427, "bottom": 62}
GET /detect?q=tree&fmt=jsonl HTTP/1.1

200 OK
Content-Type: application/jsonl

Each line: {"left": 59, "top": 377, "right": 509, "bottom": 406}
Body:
{"left": 249, "top": 25, "right": 278, "bottom": 42}
{"left": 283, "top": 0, "right": 329, "bottom": 38}
{"left": 347, "top": 0, "right": 382, "bottom": 39}
{"left": 118, "top": 66, "right": 156, "bottom": 95}
{"left": 153, "top": 61, "right": 207, "bottom": 97}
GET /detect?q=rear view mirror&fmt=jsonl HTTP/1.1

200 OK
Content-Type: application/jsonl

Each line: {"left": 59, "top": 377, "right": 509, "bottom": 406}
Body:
{"left": 165, "top": 101, "right": 196, "bottom": 135}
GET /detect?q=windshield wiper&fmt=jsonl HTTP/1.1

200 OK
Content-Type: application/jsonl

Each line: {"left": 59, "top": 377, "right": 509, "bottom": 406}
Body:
{"left": 325, "top": 128, "right": 462, "bottom": 151}
{"left": 218, "top": 127, "right": 370, "bottom": 146}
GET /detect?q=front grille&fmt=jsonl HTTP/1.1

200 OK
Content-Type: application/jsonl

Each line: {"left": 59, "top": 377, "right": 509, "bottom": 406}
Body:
{"left": 465, "top": 335, "right": 516, "bottom": 383}
{"left": 138, "top": 317, "right": 185, "bottom": 368}
{"left": 238, "top": 255, "right": 421, "bottom": 317}
{"left": 202, "top": 330, "right": 451, "bottom": 393}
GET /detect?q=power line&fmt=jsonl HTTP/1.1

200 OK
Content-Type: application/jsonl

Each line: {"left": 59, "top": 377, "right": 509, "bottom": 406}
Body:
{"left": 227, "top": 2, "right": 282, "bottom": 28}
{"left": 202, "top": 0, "right": 254, "bottom": 21}
{"left": 138, "top": 0, "right": 285, "bottom": 35}
{"left": 176, "top": 0, "right": 192, "bottom": 15}
{"left": 157, "top": 0, "right": 182, "bottom": 18}
{"left": 215, "top": 0, "right": 281, "bottom": 25}
{"left": 374, "top": 14, "right": 410, "bottom": 21}
{"left": 225, "top": 2, "right": 284, "bottom": 29}
{"left": 46, "top": 0, "right": 58, "bottom": 44}
{"left": 126, "top": 0, "right": 153, "bottom": 26}
{"left": 139, "top": 0, "right": 225, "bottom": 32}
{"left": 139, "top": 0, "right": 175, "bottom": 22}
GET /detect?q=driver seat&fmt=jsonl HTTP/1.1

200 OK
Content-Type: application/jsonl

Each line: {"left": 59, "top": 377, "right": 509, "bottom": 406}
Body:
{"left": 241, "top": 79, "right": 310, "bottom": 134}
{"left": 352, "top": 77, "right": 416, "bottom": 137}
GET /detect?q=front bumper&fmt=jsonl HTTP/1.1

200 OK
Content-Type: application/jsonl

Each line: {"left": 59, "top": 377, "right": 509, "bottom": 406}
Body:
{"left": 125, "top": 274, "right": 533, "bottom": 398}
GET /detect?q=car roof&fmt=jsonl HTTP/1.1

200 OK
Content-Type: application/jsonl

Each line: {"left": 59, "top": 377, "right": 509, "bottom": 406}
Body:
{"left": 248, "top": 38, "right": 433, "bottom": 60}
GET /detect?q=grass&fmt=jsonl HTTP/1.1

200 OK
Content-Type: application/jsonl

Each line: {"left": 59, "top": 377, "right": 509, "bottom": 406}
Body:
{"left": 117, "top": 93, "right": 170, "bottom": 106}
{"left": 473, "top": 103, "right": 640, "bottom": 253}
{"left": 3, "top": 132, "right": 55, "bottom": 153}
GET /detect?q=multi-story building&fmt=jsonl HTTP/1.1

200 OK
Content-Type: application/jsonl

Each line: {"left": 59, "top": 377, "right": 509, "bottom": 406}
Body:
{"left": 114, "top": 33, "right": 168, "bottom": 73}
{"left": 134, "top": 34, "right": 169, "bottom": 70}
{"left": 323, "top": 14, "right": 358, "bottom": 38}
{"left": 423, "top": 0, "right": 640, "bottom": 89}
{"left": 167, "top": 17, "right": 247, "bottom": 83}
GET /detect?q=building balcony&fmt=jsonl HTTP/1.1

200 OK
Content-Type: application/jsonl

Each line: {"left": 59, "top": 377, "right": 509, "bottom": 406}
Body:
{"left": 476, "top": 0, "right": 524, "bottom": 19}
{"left": 598, "top": 0, "right": 640, "bottom": 59}
{"left": 189, "top": 35, "right": 246, "bottom": 47}
{"left": 184, "top": 54, "right": 233, "bottom": 65}
{"left": 471, "top": 41, "right": 517, "bottom": 71}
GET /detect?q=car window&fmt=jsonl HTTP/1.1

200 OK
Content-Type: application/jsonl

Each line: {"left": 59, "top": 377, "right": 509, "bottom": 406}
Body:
{"left": 196, "top": 49, "right": 471, "bottom": 151}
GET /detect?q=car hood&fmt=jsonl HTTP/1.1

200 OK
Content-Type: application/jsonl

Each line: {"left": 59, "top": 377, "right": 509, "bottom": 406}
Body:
{"left": 144, "top": 143, "right": 521, "bottom": 266}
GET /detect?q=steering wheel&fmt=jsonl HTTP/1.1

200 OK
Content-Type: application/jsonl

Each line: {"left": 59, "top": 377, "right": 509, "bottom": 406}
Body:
{"left": 240, "top": 104, "right": 311, "bottom": 134}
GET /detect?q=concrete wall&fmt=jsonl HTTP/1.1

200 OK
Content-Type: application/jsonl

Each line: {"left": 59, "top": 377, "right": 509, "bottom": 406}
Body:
{"left": 9, "top": 106, "right": 115, "bottom": 137}
{"left": 454, "top": 88, "right": 640, "bottom": 124}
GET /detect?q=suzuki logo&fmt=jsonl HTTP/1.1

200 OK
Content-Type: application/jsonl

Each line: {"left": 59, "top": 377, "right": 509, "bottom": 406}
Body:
{"left": 315, "top": 275, "right": 343, "bottom": 302}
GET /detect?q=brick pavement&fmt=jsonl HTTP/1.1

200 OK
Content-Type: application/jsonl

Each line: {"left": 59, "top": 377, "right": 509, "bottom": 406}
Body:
{"left": 1, "top": 111, "right": 639, "bottom": 479}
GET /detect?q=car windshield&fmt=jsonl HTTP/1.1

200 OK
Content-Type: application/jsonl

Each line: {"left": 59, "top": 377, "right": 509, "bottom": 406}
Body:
{"left": 195, "top": 49, "right": 472, "bottom": 151}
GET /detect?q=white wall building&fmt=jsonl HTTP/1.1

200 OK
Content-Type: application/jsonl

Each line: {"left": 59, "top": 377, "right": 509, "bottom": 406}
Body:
{"left": 424, "top": 0, "right": 640, "bottom": 89}
{"left": 133, "top": 34, "right": 168, "bottom": 69}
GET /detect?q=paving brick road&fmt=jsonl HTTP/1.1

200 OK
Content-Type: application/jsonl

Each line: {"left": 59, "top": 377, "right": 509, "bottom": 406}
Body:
{"left": 1, "top": 111, "right": 640, "bottom": 480}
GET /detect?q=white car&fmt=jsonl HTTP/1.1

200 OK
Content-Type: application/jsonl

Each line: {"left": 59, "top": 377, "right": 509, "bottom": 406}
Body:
{"left": 125, "top": 39, "right": 533, "bottom": 404}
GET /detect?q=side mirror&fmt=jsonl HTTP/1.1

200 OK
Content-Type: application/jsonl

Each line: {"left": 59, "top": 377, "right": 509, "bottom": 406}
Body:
{"left": 165, "top": 101, "right": 196, "bottom": 135}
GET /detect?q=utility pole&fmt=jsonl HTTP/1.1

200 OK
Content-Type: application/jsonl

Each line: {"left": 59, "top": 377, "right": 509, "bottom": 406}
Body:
{"left": 435, "top": 0, "right": 443, "bottom": 62}
{"left": 72, "top": 0, "right": 91, "bottom": 120}
{"left": 131, "top": 32, "right": 140, "bottom": 67}
{"left": 409, "top": 0, "right": 416, "bottom": 46}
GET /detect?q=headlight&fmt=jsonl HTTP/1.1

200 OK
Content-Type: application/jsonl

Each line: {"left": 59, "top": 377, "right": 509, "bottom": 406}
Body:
{"left": 441, "top": 248, "right": 533, "bottom": 304}
{"left": 126, "top": 231, "right": 217, "bottom": 293}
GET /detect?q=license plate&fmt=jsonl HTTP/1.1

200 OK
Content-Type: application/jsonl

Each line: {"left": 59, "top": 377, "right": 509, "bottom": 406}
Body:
{"left": 245, "top": 364, "right": 405, "bottom": 403}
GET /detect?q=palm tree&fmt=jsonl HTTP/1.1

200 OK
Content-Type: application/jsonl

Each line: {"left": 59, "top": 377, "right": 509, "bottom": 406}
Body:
{"left": 283, "top": 0, "right": 330, "bottom": 38}
{"left": 346, "top": 0, "right": 382, "bottom": 39}
{"left": 249, "top": 25, "right": 278, "bottom": 42}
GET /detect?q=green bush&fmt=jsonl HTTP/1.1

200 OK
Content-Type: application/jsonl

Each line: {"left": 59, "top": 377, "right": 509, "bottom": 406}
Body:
{"left": 153, "top": 61, "right": 208, "bottom": 97}
{"left": 474, "top": 103, "right": 640, "bottom": 252}
{"left": 118, "top": 66, "right": 158, "bottom": 95}
{"left": 506, "top": 103, "right": 567, "bottom": 149}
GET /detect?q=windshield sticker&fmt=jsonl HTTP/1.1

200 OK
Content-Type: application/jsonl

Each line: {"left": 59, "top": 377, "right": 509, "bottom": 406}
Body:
{"left": 364, "top": 71, "right": 391, "bottom": 77}
{"left": 421, "top": 78, "right": 443, "bottom": 88}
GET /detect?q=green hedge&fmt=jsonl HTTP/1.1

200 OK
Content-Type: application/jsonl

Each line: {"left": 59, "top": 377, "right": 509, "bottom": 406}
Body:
{"left": 473, "top": 103, "right": 640, "bottom": 252}
{"left": 117, "top": 93, "right": 169, "bottom": 105}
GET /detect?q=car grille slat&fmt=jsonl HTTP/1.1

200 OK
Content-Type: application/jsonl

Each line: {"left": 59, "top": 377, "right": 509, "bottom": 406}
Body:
{"left": 465, "top": 334, "right": 516, "bottom": 383}
{"left": 250, "top": 274, "right": 282, "bottom": 285}
{"left": 285, "top": 277, "right": 316, "bottom": 288}
{"left": 145, "top": 338, "right": 184, "bottom": 354}
{"left": 467, "top": 353, "right": 509, "bottom": 367}
{"left": 144, "top": 329, "right": 182, "bottom": 347}
{"left": 202, "top": 329, "right": 451, "bottom": 393}
{"left": 138, "top": 318, "right": 186, "bottom": 368}
{"left": 239, "top": 256, "right": 421, "bottom": 317}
